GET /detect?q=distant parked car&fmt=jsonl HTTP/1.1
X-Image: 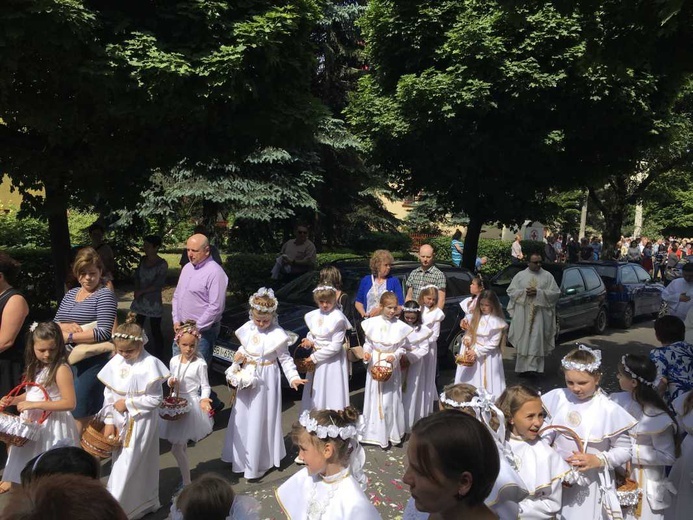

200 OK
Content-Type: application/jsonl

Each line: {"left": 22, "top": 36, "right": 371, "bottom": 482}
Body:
{"left": 579, "top": 261, "right": 664, "bottom": 328}
{"left": 211, "top": 259, "right": 475, "bottom": 381}
{"left": 488, "top": 262, "right": 608, "bottom": 340}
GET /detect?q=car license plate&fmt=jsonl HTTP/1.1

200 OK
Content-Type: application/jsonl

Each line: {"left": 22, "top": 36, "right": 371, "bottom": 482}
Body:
{"left": 213, "top": 345, "right": 235, "bottom": 362}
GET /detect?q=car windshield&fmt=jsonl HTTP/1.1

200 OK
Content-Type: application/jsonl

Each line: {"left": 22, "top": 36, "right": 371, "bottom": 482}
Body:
{"left": 591, "top": 265, "right": 617, "bottom": 279}
{"left": 274, "top": 265, "right": 368, "bottom": 305}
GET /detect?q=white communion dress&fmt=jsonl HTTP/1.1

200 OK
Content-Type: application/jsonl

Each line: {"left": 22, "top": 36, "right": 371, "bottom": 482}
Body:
{"left": 401, "top": 324, "right": 433, "bottom": 433}
{"left": 300, "top": 307, "right": 351, "bottom": 412}
{"left": 358, "top": 315, "right": 412, "bottom": 448}
{"left": 222, "top": 321, "right": 301, "bottom": 479}
{"left": 542, "top": 388, "right": 636, "bottom": 520}
{"left": 275, "top": 467, "right": 381, "bottom": 520}
{"left": 667, "top": 391, "right": 693, "bottom": 520}
{"left": 454, "top": 314, "right": 507, "bottom": 398}
{"left": 2, "top": 366, "right": 79, "bottom": 483}
{"left": 98, "top": 351, "right": 169, "bottom": 520}
{"left": 159, "top": 355, "right": 213, "bottom": 444}
{"left": 421, "top": 307, "right": 445, "bottom": 413}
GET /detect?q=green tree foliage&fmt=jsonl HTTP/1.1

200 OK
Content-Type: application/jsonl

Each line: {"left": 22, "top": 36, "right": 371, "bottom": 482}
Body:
{"left": 0, "top": 0, "right": 323, "bottom": 294}
{"left": 348, "top": 0, "right": 693, "bottom": 267}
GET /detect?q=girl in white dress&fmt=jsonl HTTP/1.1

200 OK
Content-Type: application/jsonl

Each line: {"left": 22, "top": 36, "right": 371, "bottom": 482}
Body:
{"left": 300, "top": 285, "right": 351, "bottom": 412}
{"left": 99, "top": 315, "right": 169, "bottom": 519}
{"left": 222, "top": 288, "right": 306, "bottom": 479}
{"left": 0, "top": 322, "right": 79, "bottom": 491}
{"left": 459, "top": 276, "right": 484, "bottom": 330}
{"left": 542, "top": 345, "right": 636, "bottom": 520}
{"left": 454, "top": 290, "right": 507, "bottom": 397}
{"left": 359, "top": 291, "right": 412, "bottom": 448}
{"left": 438, "top": 383, "right": 529, "bottom": 520}
{"left": 159, "top": 321, "right": 214, "bottom": 488}
{"left": 276, "top": 406, "right": 381, "bottom": 519}
{"left": 402, "top": 410, "right": 499, "bottom": 520}
{"left": 400, "top": 300, "right": 433, "bottom": 433}
{"left": 668, "top": 390, "right": 693, "bottom": 520}
{"left": 170, "top": 473, "right": 260, "bottom": 520}
{"left": 419, "top": 285, "right": 444, "bottom": 414}
{"left": 497, "top": 385, "right": 570, "bottom": 519}
{"left": 610, "top": 354, "right": 677, "bottom": 520}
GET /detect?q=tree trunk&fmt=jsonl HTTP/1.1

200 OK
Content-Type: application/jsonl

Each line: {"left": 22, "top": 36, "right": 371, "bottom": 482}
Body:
{"left": 601, "top": 208, "right": 625, "bottom": 253}
{"left": 462, "top": 212, "right": 484, "bottom": 271}
{"left": 44, "top": 180, "right": 71, "bottom": 300}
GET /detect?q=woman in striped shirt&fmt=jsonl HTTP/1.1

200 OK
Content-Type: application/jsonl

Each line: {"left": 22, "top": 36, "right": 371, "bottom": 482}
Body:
{"left": 55, "top": 247, "right": 117, "bottom": 432}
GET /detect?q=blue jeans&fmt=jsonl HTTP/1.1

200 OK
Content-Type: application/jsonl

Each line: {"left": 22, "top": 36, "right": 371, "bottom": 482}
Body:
{"left": 172, "top": 322, "right": 222, "bottom": 409}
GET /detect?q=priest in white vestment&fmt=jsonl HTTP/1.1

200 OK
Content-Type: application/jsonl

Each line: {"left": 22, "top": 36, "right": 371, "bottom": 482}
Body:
{"left": 507, "top": 253, "right": 560, "bottom": 375}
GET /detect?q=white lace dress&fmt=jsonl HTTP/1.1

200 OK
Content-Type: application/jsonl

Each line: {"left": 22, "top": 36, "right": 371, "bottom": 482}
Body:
{"left": 2, "top": 366, "right": 79, "bottom": 483}
{"left": 401, "top": 325, "right": 433, "bottom": 433}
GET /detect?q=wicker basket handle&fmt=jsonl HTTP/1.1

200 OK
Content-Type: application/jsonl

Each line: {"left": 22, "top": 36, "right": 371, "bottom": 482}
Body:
{"left": 0, "top": 382, "right": 52, "bottom": 425}
{"left": 539, "top": 424, "right": 585, "bottom": 453}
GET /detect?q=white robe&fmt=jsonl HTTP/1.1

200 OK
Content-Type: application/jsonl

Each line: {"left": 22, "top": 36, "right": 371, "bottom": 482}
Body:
{"left": 98, "top": 352, "right": 169, "bottom": 520}
{"left": 454, "top": 314, "right": 507, "bottom": 398}
{"left": 508, "top": 435, "right": 570, "bottom": 520}
{"left": 2, "top": 366, "right": 79, "bottom": 484}
{"left": 459, "top": 295, "right": 478, "bottom": 320}
{"left": 358, "top": 316, "right": 412, "bottom": 448}
{"left": 487, "top": 443, "right": 530, "bottom": 520}
{"left": 221, "top": 321, "right": 300, "bottom": 479}
{"left": 664, "top": 391, "right": 692, "bottom": 520}
{"left": 301, "top": 308, "right": 351, "bottom": 412}
{"left": 421, "top": 307, "right": 445, "bottom": 412}
{"left": 275, "top": 467, "right": 381, "bottom": 519}
{"left": 401, "top": 325, "right": 432, "bottom": 433}
{"left": 507, "top": 268, "right": 560, "bottom": 373}
{"left": 609, "top": 393, "right": 676, "bottom": 520}
{"left": 159, "top": 355, "right": 213, "bottom": 444}
{"left": 542, "top": 388, "right": 636, "bottom": 520}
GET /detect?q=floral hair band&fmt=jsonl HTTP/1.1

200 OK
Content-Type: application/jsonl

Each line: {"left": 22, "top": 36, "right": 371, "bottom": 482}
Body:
{"left": 561, "top": 344, "right": 602, "bottom": 372}
{"left": 248, "top": 287, "right": 278, "bottom": 313}
{"left": 403, "top": 306, "right": 422, "bottom": 313}
{"left": 621, "top": 355, "right": 661, "bottom": 388}
{"left": 312, "top": 285, "right": 336, "bottom": 293}
{"left": 420, "top": 284, "right": 438, "bottom": 292}
{"left": 298, "top": 410, "right": 359, "bottom": 440}
{"left": 174, "top": 325, "right": 201, "bottom": 343}
{"left": 112, "top": 332, "right": 144, "bottom": 342}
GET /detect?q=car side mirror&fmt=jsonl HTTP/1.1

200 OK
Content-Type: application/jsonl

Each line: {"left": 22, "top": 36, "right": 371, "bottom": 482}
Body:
{"left": 564, "top": 287, "right": 578, "bottom": 296}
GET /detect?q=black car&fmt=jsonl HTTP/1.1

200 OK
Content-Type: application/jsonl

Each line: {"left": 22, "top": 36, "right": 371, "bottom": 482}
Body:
{"left": 488, "top": 262, "right": 608, "bottom": 340}
{"left": 211, "top": 259, "right": 475, "bottom": 378}
{"left": 579, "top": 261, "right": 664, "bottom": 328}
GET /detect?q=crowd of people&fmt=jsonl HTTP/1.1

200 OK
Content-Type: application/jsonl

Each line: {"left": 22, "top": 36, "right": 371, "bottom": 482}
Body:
{"left": 0, "top": 226, "right": 692, "bottom": 520}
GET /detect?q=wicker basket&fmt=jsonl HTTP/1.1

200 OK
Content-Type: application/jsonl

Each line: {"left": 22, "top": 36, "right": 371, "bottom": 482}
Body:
{"left": 159, "top": 396, "right": 191, "bottom": 421}
{"left": 456, "top": 348, "right": 475, "bottom": 367}
{"left": 538, "top": 424, "right": 584, "bottom": 488}
{"left": 81, "top": 415, "right": 121, "bottom": 460}
{"left": 370, "top": 360, "right": 393, "bottom": 382}
{"left": 616, "top": 462, "right": 641, "bottom": 507}
{"left": 0, "top": 382, "right": 51, "bottom": 447}
{"left": 294, "top": 353, "right": 315, "bottom": 373}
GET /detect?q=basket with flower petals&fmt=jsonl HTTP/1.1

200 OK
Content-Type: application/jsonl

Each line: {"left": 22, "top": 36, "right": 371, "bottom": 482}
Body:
{"left": 370, "top": 360, "right": 393, "bottom": 382}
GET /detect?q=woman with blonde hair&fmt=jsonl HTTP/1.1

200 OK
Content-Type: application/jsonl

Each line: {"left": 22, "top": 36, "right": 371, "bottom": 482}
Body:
{"left": 354, "top": 250, "right": 404, "bottom": 320}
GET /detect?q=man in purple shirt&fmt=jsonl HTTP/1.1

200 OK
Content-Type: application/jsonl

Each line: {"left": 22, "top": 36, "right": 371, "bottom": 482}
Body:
{"left": 172, "top": 233, "right": 228, "bottom": 411}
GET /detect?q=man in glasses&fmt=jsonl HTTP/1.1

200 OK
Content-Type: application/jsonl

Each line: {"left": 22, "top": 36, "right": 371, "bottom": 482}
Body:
{"left": 507, "top": 252, "right": 560, "bottom": 377}
{"left": 271, "top": 224, "right": 317, "bottom": 280}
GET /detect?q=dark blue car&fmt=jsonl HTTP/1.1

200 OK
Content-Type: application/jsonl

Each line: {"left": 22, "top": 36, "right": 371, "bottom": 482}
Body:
{"left": 581, "top": 261, "right": 664, "bottom": 328}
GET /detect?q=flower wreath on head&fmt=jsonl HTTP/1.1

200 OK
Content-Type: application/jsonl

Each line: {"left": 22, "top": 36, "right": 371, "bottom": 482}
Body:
{"left": 174, "top": 323, "right": 201, "bottom": 343}
{"left": 312, "top": 285, "right": 336, "bottom": 294}
{"left": 621, "top": 355, "right": 661, "bottom": 389}
{"left": 419, "top": 284, "right": 439, "bottom": 292}
{"left": 112, "top": 332, "right": 145, "bottom": 343}
{"left": 561, "top": 344, "right": 602, "bottom": 372}
{"left": 402, "top": 305, "right": 422, "bottom": 313}
{"left": 248, "top": 287, "right": 278, "bottom": 319}
{"left": 298, "top": 410, "right": 368, "bottom": 490}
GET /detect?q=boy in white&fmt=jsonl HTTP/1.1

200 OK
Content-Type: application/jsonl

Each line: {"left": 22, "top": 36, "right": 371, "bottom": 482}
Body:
{"left": 610, "top": 354, "right": 677, "bottom": 520}
{"left": 99, "top": 318, "right": 169, "bottom": 520}
{"left": 359, "top": 291, "right": 412, "bottom": 448}
{"left": 400, "top": 301, "right": 433, "bottom": 433}
{"left": 497, "top": 385, "right": 570, "bottom": 519}
{"left": 300, "top": 285, "right": 351, "bottom": 412}
{"left": 542, "top": 345, "right": 636, "bottom": 520}
{"left": 276, "top": 407, "right": 381, "bottom": 519}
{"left": 222, "top": 288, "right": 306, "bottom": 479}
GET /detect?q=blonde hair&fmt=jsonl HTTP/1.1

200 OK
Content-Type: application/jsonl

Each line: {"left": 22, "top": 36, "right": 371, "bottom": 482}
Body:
{"left": 72, "top": 247, "right": 104, "bottom": 279}
{"left": 370, "top": 250, "right": 394, "bottom": 276}
{"left": 562, "top": 347, "right": 602, "bottom": 376}
{"left": 466, "top": 290, "right": 505, "bottom": 350}
{"left": 112, "top": 313, "right": 145, "bottom": 351}
{"left": 418, "top": 286, "right": 438, "bottom": 308}
{"left": 439, "top": 383, "right": 501, "bottom": 432}
{"left": 313, "top": 287, "right": 337, "bottom": 305}
{"left": 319, "top": 266, "right": 343, "bottom": 290}
{"left": 379, "top": 291, "right": 398, "bottom": 310}
{"left": 495, "top": 385, "right": 542, "bottom": 439}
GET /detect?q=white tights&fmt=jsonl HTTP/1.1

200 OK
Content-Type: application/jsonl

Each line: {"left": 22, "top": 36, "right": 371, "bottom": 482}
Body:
{"left": 171, "top": 443, "right": 191, "bottom": 485}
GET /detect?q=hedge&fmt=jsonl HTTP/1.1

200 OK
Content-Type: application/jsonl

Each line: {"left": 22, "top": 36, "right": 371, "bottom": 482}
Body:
{"left": 425, "top": 237, "right": 546, "bottom": 277}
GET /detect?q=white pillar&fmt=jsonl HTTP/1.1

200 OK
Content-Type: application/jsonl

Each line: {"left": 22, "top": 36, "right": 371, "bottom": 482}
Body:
{"left": 579, "top": 191, "right": 588, "bottom": 239}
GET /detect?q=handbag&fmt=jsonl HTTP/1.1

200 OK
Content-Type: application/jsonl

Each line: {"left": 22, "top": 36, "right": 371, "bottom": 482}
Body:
{"left": 345, "top": 328, "right": 364, "bottom": 362}
{"left": 67, "top": 321, "right": 114, "bottom": 365}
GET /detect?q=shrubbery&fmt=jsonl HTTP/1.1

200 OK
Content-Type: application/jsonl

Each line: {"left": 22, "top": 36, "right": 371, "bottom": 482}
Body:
{"left": 351, "top": 232, "right": 412, "bottom": 255}
{"left": 5, "top": 247, "right": 56, "bottom": 317}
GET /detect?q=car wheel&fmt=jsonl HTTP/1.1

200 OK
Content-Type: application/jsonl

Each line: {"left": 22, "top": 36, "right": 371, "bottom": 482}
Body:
{"left": 593, "top": 307, "right": 608, "bottom": 334}
{"left": 445, "top": 331, "right": 464, "bottom": 368}
{"left": 619, "top": 304, "right": 634, "bottom": 329}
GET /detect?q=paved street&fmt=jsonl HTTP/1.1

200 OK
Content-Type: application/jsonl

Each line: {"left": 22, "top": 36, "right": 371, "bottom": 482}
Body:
{"left": 0, "top": 316, "right": 658, "bottom": 519}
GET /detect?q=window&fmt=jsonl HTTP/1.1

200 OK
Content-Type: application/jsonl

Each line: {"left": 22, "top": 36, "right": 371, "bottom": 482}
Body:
{"left": 445, "top": 271, "right": 473, "bottom": 298}
{"left": 620, "top": 266, "right": 639, "bottom": 285}
{"left": 581, "top": 268, "right": 603, "bottom": 291}
{"left": 632, "top": 265, "right": 652, "bottom": 283}
{"left": 562, "top": 269, "right": 585, "bottom": 293}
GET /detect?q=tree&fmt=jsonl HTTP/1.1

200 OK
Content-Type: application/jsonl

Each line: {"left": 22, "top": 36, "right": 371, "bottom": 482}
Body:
{"left": 348, "top": 0, "right": 693, "bottom": 268}
{"left": 0, "top": 1, "right": 323, "bottom": 294}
